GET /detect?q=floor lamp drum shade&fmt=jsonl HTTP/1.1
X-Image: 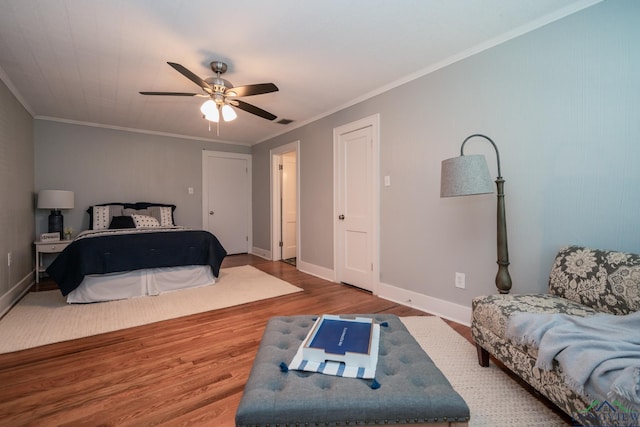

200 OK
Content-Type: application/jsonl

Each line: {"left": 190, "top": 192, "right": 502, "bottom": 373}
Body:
{"left": 38, "top": 190, "right": 75, "bottom": 237}
{"left": 440, "top": 155, "right": 494, "bottom": 197}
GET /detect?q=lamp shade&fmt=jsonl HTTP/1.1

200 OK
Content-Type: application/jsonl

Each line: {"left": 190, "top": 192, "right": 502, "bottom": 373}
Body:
{"left": 221, "top": 104, "right": 237, "bottom": 121}
{"left": 200, "top": 100, "right": 217, "bottom": 115}
{"left": 440, "top": 155, "right": 494, "bottom": 197}
{"left": 37, "top": 190, "right": 75, "bottom": 210}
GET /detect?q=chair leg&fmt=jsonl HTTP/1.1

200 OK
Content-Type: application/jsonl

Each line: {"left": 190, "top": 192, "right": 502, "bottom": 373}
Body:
{"left": 476, "top": 344, "right": 490, "bottom": 367}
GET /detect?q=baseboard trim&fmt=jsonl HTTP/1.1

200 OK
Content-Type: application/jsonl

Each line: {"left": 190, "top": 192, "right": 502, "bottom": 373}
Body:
{"left": 0, "top": 271, "right": 34, "bottom": 318}
{"left": 250, "top": 247, "right": 271, "bottom": 260}
{"left": 377, "top": 281, "right": 472, "bottom": 326}
{"left": 245, "top": 253, "right": 471, "bottom": 325}
{"left": 296, "top": 260, "right": 334, "bottom": 282}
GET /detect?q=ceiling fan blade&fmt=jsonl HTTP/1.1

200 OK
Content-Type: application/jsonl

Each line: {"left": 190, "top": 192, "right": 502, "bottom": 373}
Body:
{"left": 231, "top": 100, "right": 277, "bottom": 121}
{"left": 167, "top": 62, "right": 213, "bottom": 93}
{"left": 226, "top": 83, "right": 279, "bottom": 98}
{"left": 139, "top": 91, "right": 200, "bottom": 96}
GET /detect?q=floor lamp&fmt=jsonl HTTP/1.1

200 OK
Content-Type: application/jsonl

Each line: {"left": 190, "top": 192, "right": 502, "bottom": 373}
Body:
{"left": 440, "top": 134, "right": 512, "bottom": 294}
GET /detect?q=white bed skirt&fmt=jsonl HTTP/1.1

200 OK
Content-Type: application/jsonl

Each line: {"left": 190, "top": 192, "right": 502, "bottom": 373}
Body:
{"left": 66, "top": 265, "right": 215, "bottom": 303}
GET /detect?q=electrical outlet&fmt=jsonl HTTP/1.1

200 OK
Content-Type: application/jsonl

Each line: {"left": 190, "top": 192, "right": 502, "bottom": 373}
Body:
{"left": 7, "top": 252, "right": 11, "bottom": 267}
{"left": 455, "top": 272, "right": 465, "bottom": 289}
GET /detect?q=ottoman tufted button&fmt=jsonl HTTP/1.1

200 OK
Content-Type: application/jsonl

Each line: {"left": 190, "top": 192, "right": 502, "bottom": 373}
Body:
{"left": 314, "top": 376, "right": 332, "bottom": 390}
{"left": 277, "top": 340, "right": 291, "bottom": 350}
{"left": 410, "top": 376, "right": 426, "bottom": 388}
{"left": 398, "top": 354, "right": 412, "bottom": 364}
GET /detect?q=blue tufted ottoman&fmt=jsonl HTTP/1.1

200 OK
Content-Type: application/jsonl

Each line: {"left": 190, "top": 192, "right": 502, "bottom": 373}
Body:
{"left": 235, "top": 314, "right": 470, "bottom": 427}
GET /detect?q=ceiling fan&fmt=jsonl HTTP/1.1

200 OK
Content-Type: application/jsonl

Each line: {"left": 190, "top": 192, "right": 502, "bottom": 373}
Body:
{"left": 140, "top": 61, "right": 279, "bottom": 128}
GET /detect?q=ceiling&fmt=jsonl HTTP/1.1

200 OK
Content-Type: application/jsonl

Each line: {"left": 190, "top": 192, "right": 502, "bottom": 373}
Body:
{"left": 0, "top": 0, "right": 600, "bottom": 146}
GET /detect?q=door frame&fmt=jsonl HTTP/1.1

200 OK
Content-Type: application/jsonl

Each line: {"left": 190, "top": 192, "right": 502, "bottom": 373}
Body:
{"left": 202, "top": 150, "right": 252, "bottom": 253}
{"left": 333, "top": 114, "right": 380, "bottom": 292}
{"left": 270, "top": 141, "right": 300, "bottom": 262}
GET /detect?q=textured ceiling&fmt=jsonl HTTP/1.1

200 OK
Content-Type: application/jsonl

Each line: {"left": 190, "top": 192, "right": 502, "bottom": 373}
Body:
{"left": 0, "top": 0, "right": 600, "bottom": 145}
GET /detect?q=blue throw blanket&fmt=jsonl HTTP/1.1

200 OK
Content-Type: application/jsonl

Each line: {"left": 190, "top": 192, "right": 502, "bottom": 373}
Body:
{"left": 506, "top": 311, "right": 640, "bottom": 410}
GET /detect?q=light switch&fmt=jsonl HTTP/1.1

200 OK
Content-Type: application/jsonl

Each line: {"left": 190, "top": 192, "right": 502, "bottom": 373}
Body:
{"left": 384, "top": 176, "right": 391, "bottom": 187}
{"left": 188, "top": 187, "right": 194, "bottom": 195}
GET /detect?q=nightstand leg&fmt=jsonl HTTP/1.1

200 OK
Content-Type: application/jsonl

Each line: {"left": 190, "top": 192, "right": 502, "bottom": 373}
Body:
{"left": 35, "top": 250, "right": 40, "bottom": 289}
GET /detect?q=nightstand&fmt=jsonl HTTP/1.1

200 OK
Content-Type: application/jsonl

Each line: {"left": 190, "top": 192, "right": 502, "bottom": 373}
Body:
{"left": 34, "top": 240, "right": 71, "bottom": 284}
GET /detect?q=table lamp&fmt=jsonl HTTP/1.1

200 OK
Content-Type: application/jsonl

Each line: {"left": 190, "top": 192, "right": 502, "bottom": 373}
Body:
{"left": 38, "top": 190, "right": 75, "bottom": 239}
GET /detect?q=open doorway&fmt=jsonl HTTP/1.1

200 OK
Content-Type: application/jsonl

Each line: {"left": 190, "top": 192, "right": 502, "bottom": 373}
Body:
{"left": 271, "top": 141, "right": 300, "bottom": 265}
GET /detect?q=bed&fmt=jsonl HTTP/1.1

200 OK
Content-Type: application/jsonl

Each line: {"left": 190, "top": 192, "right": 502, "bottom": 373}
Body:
{"left": 46, "top": 202, "right": 227, "bottom": 303}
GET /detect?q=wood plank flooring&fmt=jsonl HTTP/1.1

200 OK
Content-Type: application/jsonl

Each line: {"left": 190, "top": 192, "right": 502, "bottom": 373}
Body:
{"left": 0, "top": 255, "right": 571, "bottom": 426}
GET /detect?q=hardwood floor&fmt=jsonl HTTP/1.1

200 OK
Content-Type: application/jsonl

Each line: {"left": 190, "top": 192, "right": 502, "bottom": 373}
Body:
{"left": 0, "top": 255, "right": 570, "bottom": 426}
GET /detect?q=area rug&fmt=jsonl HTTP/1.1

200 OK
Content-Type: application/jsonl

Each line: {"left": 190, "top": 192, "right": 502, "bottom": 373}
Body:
{"left": 0, "top": 265, "right": 302, "bottom": 354}
{"left": 401, "top": 316, "right": 567, "bottom": 427}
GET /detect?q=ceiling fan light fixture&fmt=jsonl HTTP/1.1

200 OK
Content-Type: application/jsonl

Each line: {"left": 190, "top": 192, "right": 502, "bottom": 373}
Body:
{"left": 200, "top": 100, "right": 217, "bottom": 116}
{"left": 141, "top": 61, "right": 279, "bottom": 126}
{"left": 204, "top": 113, "right": 219, "bottom": 123}
{"left": 221, "top": 104, "right": 237, "bottom": 122}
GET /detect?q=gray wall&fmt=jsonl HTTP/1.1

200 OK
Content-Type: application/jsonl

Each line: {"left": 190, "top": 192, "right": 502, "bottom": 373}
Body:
{"left": 0, "top": 79, "right": 34, "bottom": 314}
{"left": 252, "top": 0, "right": 640, "bottom": 307}
{"left": 34, "top": 120, "right": 250, "bottom": 236}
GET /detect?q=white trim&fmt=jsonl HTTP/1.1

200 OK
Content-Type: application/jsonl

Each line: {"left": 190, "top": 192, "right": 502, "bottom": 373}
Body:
{"left": 333, "top": 114, "right": 380, "bottom": 293}
{"left": 250, "top": 246, "right": 272, "bottom": 260}
{"left": 377, "top": 281, "right": 472, "bottom": 326}
{"left": 270, "top": 141, "right": 300, "bottom": 262}
{"left": 202, "top": 151, "right": 253, "bottom": 253}
{"left": 0, "top": 271, "right": 34, "bottom": 318}
{"left": 297, "top": 260, "right": 335, "bottom": 283}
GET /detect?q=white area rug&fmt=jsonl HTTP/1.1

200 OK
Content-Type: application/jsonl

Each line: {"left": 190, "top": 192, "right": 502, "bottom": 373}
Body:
{"left": 401, "top": 316, "right": 567, "bottom": 427}
{"left": 0, "top": 265, "right": 302, "bottom": 354}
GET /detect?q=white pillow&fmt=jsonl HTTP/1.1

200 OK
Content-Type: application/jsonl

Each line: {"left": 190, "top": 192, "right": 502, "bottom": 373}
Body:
{"left": 159, "top": 206, "right": 173, "bottom": 226}
{"left": 149, "top": 206, "right": 174, "bottom": 226}
{"left": 92, "top": 205, "right": 123, "bottom": 230}
{"left": 92, "top": 206, "right": 110, "bottom": 230}
{"left": 131, "top": 214, "right": 161, "bottom": 228}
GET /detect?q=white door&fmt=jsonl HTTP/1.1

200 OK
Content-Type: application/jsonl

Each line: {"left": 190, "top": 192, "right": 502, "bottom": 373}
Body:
{"left": 202, "top": 152, "right": 251, "bottom": 255}
{"left": 282, "top": 151, "right": 297, "bottom": 259}
{"left": 334, "top": 117, "right": 378, "bottom": 292}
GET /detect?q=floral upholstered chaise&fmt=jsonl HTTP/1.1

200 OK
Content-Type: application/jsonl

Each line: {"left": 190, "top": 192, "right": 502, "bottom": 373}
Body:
{"left": 471, "top": 246, "right": 640, "bottom": 425}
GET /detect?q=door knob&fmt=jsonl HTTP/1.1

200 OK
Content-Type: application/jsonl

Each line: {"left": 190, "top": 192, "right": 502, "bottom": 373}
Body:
{"left": 209, "top": 211, "right": 214, "bottom": 215}
{"left": 338, "top": 214, "right": 345, "bottom": 220}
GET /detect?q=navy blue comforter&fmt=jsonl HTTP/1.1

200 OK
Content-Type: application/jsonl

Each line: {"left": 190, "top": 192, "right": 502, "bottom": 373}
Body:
{"left": 47, "top": 228, "right": 227, "bottom": 296}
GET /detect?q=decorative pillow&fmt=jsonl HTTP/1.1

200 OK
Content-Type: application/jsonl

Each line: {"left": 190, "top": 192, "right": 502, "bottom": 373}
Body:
{"left": 87, "top": 203, "right": 176, "bottom": 229}
{"left": 92, "top": 205, "right": 124, "bottom": 230}
{"left": 148, "top": 206, "right": 174, "bottom": 226}
{"left": 108, "top": 216, "right": 136, "bottom": 229}
{"left": 131, "top": 214, "right": 161, "bottom": 228}
{"left": 124, "top": 208, "right": 150, "bottom": 217}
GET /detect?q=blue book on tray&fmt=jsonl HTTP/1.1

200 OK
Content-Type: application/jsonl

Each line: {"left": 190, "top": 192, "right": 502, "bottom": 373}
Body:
{"left": 290, "top": 315, "right": 381, "bottom": 378}
{"left": 309, "top": 318, "right": 372, "bottom": 355}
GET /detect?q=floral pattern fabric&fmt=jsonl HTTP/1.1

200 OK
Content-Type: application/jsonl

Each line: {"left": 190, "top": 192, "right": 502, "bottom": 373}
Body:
{"left": 548, "top": 246, "right": 640, "bottom": 314}
{"left": 471, "top": 246, "right": 640, "bottom": 426}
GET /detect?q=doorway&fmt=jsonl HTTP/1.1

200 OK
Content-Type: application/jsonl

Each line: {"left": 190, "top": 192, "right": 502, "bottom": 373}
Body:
{"left": 271, "top": 141, "right": 300, "bottom": 264}
{"left": 333, "top": 114, "right": 380, "bottom": 292}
